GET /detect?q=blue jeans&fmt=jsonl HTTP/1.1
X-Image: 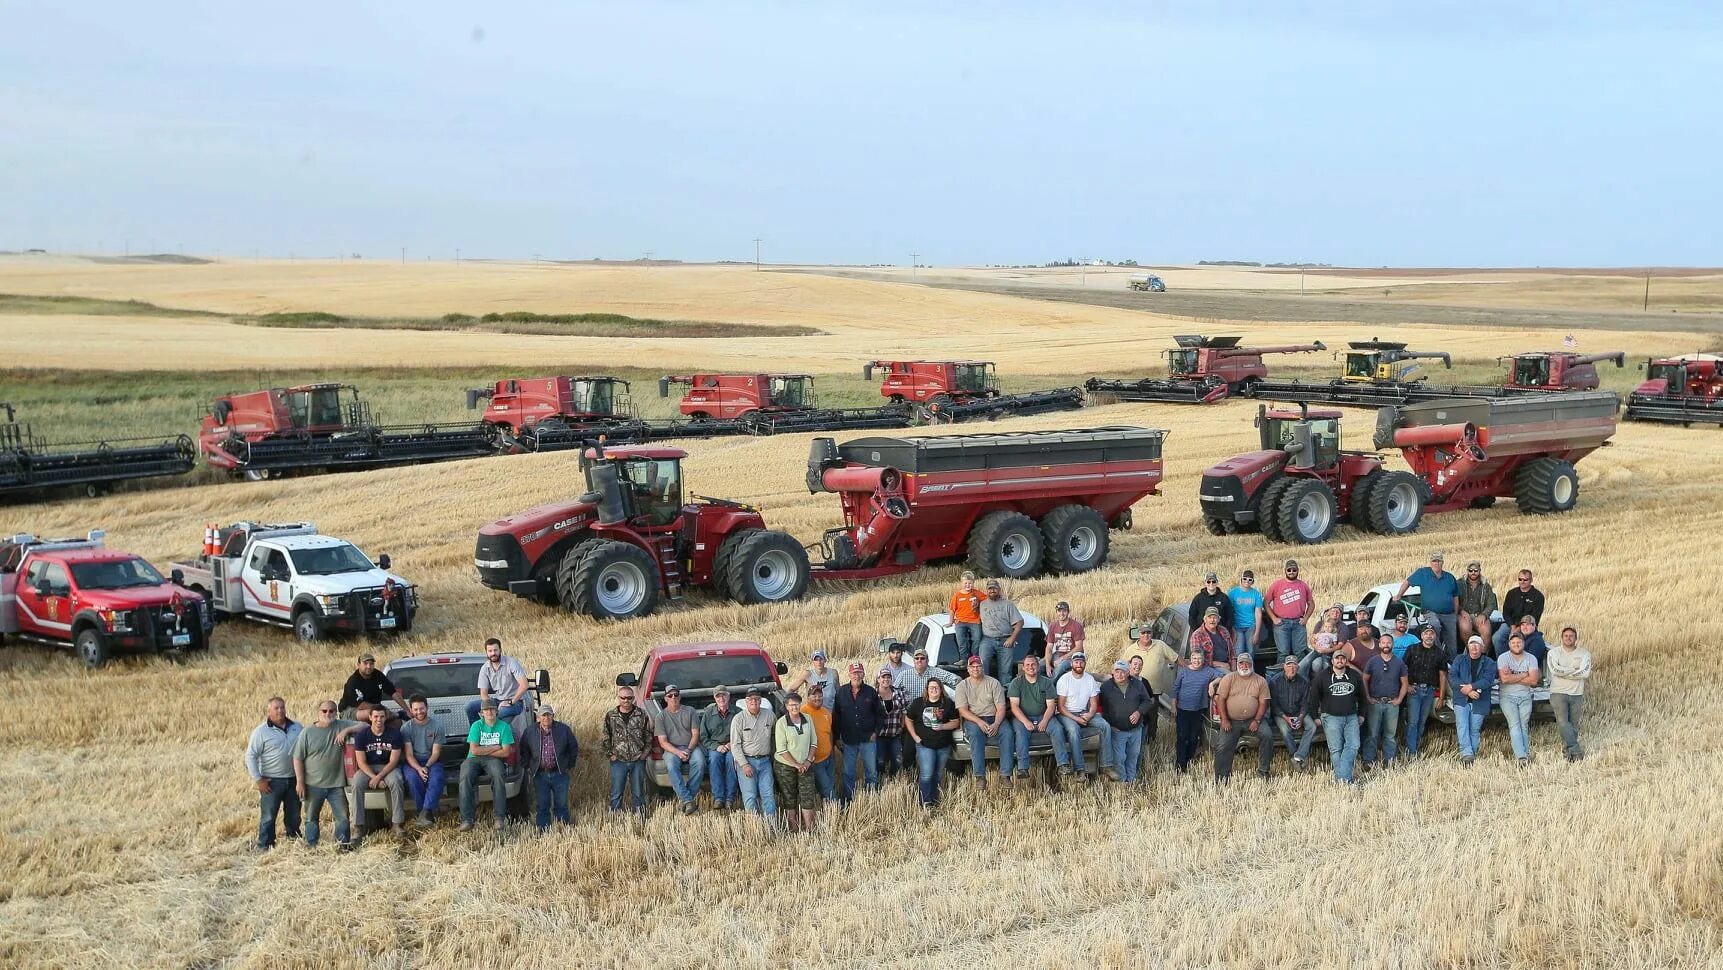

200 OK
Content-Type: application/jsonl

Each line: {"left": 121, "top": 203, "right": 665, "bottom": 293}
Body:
{"left": 915, "top": 744, "right": 952, "bottom": 805}
{"left": 665, "top": 749, "right": 705, "bottom": 805}
{"left": 1053, "top": 715, "right": 1111, "bottom": 773}
{"left": 303, "top": 784, "right": 349, "bottom": 847}
{"left": 459, "top": 756, "right": 507, "bottom": 823}
{"left": 1274, "top": 714, "right": 1319, "bottom": 761}
{"left": 706, "top": 748, "right": 739, "bottom": 805}
{"left": 1402, "top": 685, "right": 1438, "bottom": 755}
{"left": 607, "top": 759, "right": 648, "bottom": 814}
{"left": 465, "top": 698, "right": 526, "bottom": 724}
{"left": 1272, "top": 619, "right": 1307, "bottom": 664}
{"left": 1364, "top": 700, "right": 1401, "bottom": 764}
{"left": 1492, "top": 624, "right": 1511, "bottom": 654}
{"left": 1501, "top": 693, "right": 1534, "bottom": 759}
{"left": 1232, "top": 627, "right": 1257, "bottom": 657}
{"left": 955, "top": 622, "right": 982, "bottom": 662}
{"left": 811, "top": 757, "right": 837, "bottom": 800}
{"left": 1454, "top": 701, "right": 1489, "bottom": 757}
{"left": 1426, "top": 612, "right": 1458, "bottom": 655}
{"left": 533, "top": 771, "right": 570, "bottom": 829}
{"left": 739, "top": 755, "right": 777, "bottom": 817}
{"left": 841, "top": 740, "right": 878, "bottom": 799}
{"left": 1009, "top": 719, "right": 1054, "bottom": 772}
{"left": 876, "top": 735, "right": 909, "bottom": 779}
{"left": 1109, "top": 724, "right": 1144, "bottom": 782}
{"left": 1551, "top": 693, "right": 1584, "bottom": 758}
{"left": 403, "top": 763, "right": 447, "bottom": 814}
{"left": 257, "top": 776, "right": 300, "bottom": 848}
{"left": 961, "top": 720, "right": 1015, "bottom": 778}
{"left": 1322, "top": 714, "right": 1361, "bottom": 783}
{"left": 980, "top": 636, "right": 1009, "bottom": 683}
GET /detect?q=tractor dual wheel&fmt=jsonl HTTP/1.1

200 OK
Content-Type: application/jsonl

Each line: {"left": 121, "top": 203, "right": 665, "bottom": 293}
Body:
{"left": 561, "top": 540, "right": 661, "bottom": 620}
{"left": 1349, "top": 470, "right": 1383, "bottom": 533}
{"left": 1277, "top": 479, "right": 1339, "bottom": 545}
{"left": 1204, "top": 516, "right": 1228, "bottom": 537}
{"left": 1366, "top": 470, "right": 1427, "bottom": 536}
{"left": 1514, "top": 458, "right": 1579, "bottom": 515}
{"left": 967, "top": 511, "right": 1044, "bottom": 579}
{"left": 1257, "top": 476, "right": 1294, "bottom": 543}
{"left": 723, "top": 530, "right": 810, "bottom": 605}
{"left": 1041, "top": 505, "right": 1110, "bottom": 573}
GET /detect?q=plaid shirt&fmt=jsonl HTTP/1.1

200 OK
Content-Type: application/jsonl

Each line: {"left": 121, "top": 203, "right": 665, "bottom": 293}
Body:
{"left": 876, "top": 682, "right": 908, "bottom": 738}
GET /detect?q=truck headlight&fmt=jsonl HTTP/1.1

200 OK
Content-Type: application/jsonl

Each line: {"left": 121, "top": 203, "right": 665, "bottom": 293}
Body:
{"left": 316, "top": 594, "right": 344, "bottom": 613}
{"left": 102, "top": 610, "right": 131, "bottom": 632}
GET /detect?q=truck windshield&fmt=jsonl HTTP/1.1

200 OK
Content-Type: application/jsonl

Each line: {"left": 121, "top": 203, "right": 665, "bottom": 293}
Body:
{"left": 70, "top": 558, "right": 165, "bottom": 589}
{"left": 389, "top": 663, "right": 483, "bottom": 700}
{"left": 289, "top": 544, "right": 375, "bottom": 575}
{"left": 648, "top": 655, "right": 775, "bottom": 694}
{"left": 1167, "top": 350, "right": 1198, "bottom": 375}
{"left": 1344, "top": 353, "right": 1378, "bottom": 378}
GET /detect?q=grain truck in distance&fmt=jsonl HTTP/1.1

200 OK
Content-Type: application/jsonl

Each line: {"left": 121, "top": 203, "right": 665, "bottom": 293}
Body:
{"left": 171, "top": 521, "right": 416, "bottom": 642}
{"left": 475, "top": 426, "right": 1165, "bottom": 621}
{"left": 1624, "top": 353, "right": 1723, "bottom": 426}
{"left": 200, "top": 383, "right": 492, "bottom": 479}
{"left": 1084, "top": 335, "right": 1327, "bottom": 404}
{"left": 1127, "top": 275, "right": 1166, "bottom": 292}
{"left": 659, "top": 372, "right": 913, "bottom": 435}
{"left": 863, "top": 360, "right": 1085, "bottom": 423}
{"left": 2, "top": 402, "right": 197, "bottom": 501}
{"left": 465, "top": 375, "right": 648, "bottom": 451}
{"left": 1198, "top": 392, "right": 1619, "bottom": 544}
{"left": 0, "top": 530, "right": 212, "bottom": 667}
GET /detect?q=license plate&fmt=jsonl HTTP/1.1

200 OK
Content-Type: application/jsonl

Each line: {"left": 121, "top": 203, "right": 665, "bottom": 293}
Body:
{"left": 171, "top": 633, "right": 192, "bottom": 647}
{"left": 378, "top": 617, "right": 397, "bottom": 629}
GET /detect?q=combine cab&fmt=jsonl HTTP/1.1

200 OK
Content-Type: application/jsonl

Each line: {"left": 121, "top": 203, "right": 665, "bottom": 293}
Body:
{"left": 200, "top": 383, "right": 493, "bottom": 479}
{"left": 865, "top": 360, "right": 1084, "bottom": 424}
{"left": 466, "top": 376, "right": 649, "bottom": 451}
{"left": 658, "top": 373, "right": 912, "bottom": 435}
{"left": 1199, "top": 393, "right": 1619, "bottom": 544}
{"left": 1085, "top": 335, "right": 1326, "bottom": 404}
{"left": 1624, "top": 354, "right": 1723, "bottom": 426}
{"left": 1, "top": 403, "right": 196, "bottom": 501}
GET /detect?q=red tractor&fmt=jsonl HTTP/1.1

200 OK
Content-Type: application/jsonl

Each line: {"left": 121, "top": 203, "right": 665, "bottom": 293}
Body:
{"left": 466, "top": 375, "right": 644, "bottom": 450}
{"left": 864, "top": 360, "right": 1084, "bottom": 422}
{"left": 1624, "top": 353, "right": 1723, "bottom": 426}
{"left": 1199, "top": 392, "right": 1620, "bottom": 544}
{"left": 1085, "top": 335, "right": 1327, "bottom": 404}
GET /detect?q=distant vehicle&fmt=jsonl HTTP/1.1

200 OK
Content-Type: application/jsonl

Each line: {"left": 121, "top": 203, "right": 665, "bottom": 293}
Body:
{"left": 1128, "top": 275, "right": 1166, "bottom": 292}
{"left": 616, "top": 641, "right": 788, "bottom": 792}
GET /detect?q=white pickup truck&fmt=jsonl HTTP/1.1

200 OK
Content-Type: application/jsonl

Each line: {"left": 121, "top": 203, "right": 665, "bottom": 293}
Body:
{"left": 171, "top": 521, "right": 417, "bottom": 642}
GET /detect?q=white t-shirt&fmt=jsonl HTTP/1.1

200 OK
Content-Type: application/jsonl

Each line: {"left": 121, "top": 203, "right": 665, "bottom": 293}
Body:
{"left": 1056, "top": 671, "right": 1100, "bottom": 716}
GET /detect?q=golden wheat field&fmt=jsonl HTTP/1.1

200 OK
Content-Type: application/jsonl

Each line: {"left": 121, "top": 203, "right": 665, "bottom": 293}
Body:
{"left": 1, "top": 262, "right": 1721, "bottom": 969}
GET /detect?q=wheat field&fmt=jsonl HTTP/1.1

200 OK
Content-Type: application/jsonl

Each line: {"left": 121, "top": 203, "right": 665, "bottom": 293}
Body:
{"left": 1, "top": 263, "right": 1720, "bottom": 969}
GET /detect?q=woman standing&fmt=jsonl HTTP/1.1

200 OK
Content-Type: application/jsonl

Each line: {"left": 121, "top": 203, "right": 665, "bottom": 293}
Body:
{"left": 773, "top": 693, "right": 819, "bottom": 831}
{"left": 905, "top": 679, "right": 960, "bottom": 806}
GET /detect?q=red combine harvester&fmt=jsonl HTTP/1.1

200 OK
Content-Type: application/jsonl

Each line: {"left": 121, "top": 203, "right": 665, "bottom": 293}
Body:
{"left": 466, "top": 375, "right": 649, "bottom": 451}
{"left": 1084, "top": 335, "right": 1327, "bottom": 404}
{"left": 1495, "top": 351, "right": 1624, "bottom": 393}
{"left": 864, "top": 360, "right": 1085, "bottom": 423}
{"left": 1624, "top": 353, "right": 1723, "bottom": 426}
{"left": 474, "top": 426, "right": 1165, "bottom": 620}
{"left": 1198, "top": 392, "right": 1619, "bottom": 544}
{"left": 200, "top": 383, "right": 493, "bottom": 479}
{"left": 659, "top": 372, "right": 912, "bottom": 434}
{"left": 2, "top": 403, "right": 196, "bottom": 500}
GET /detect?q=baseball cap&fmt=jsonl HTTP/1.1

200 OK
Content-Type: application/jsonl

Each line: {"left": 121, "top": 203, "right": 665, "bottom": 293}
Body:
{"left": 537, "top": 705, "right": 556, "bottom": 717}
{"left": 713, "top": 686, "right": 730, "bottom": 697}
{"left": 848, "top": 662, "right": 864, "bottom": 674}
{"left": 1204, "top": 571, "right": 1218, "bottom": 582}
{"left": 1520, "top": 615, "right": 1536, "bottom": 625}
{"left": 913, "top": 648, "right": 928, "bottom": 658}
{"left": 1071, "top": 651, "right": 1086, "bottom": 661}
{"left": 1466, "top": 560, "right": 1481, "bottom": 571}
{"left": 745, "top": 686, "right": 763, "bottom": 698}
{"left": 985, "top": 578, "right": 1001, "bottom": 589}
{"left": 358, "top": 652, "right": 376, "bottom": 663}
{"left": 1282, "top": 656, "right": 1298, "bottom": 666}
{"left": 480, "top": 698, "right": 499, "bottom": 711}
{"left": 1112, "top": 660, "right": 1129, "bottom": 671}
{"left": 811, "top": 649, "right": 826, "bottom": 661}
{"left": 1241, "top": 569, "right": 1255, "bottom": 580}
{"left": 887, "top": 641, "right": 904, "bottom": 653}
{"left": 1430, "top": 550, "right": 1444, "bottom": 562}
{"left": 1055, "top": 601, "right": 1070, "bottom": 611}
{"left": 1204, "top": 606, "right": 1220, "bottom": 617}
{"left": 1284, "top": 558, "right": 1299, "bottom": 569}
{"left": 1237, "top": 653, "right": 1254, "bottom": 666}
{"left": 664, "top": 684, "right": 681, "bottom": 694}
{"left": 967, "top": 656, "right": 982, "bottom": 666}
{"left": 1467, "top": 635, "right": 1483, "bottom": 645}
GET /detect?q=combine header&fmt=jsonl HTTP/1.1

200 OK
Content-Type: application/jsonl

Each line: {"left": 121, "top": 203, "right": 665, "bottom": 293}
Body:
{"left": 1623, "top": 354, "right": 1723, "bottom": 426}
{"left": 1, "top": 403, "right": 196, "bottom": 500}
{"left": 1241, "top": 340, "right": 1455, "bottom": 408}
{"left": 467, "top": 376, "right": 650, "bottom": 451}
{"left": 658, "top": 373, "right": 912, "bottom": 435}
{"left": 865, "top": 360, "right": 1084, "bottom": 424}
{"left": 1084, "top": 335, "right": 1326, "bottom": 404}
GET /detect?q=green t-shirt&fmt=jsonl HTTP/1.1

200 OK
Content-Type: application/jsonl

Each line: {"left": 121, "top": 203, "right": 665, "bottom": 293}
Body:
{"left": 291, "top": 719, "right": 360, "bottom": 789}
{"left": 1007, "top": 675, "right": 1049, "bottom": 719}
{"left": 466, "top": 719, "right": 515, "bottom": 757}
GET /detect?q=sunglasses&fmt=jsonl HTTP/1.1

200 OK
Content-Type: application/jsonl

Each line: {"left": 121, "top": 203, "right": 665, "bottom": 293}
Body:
{"left": 319, "top": 708, "right": 336, "bottom": 714}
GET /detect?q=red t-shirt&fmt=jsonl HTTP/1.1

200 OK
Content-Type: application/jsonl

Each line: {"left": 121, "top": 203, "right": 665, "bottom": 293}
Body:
{"left": 1265, "top": 578, "right": 1313, "bottom": 620}
{"left": 1047, "top": 618, "right": 1085, "bottom": 663}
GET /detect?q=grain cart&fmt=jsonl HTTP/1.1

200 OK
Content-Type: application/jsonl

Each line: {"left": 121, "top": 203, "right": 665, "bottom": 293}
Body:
{"left": 1084, "top": 335, "right": 1327, "bottom": 404}
{"left": 465, "top": 375, "right": 648, "bottom": 451}
{"left": 475, "top": 426, "right": 1165, "bottom": 621}
{"left": 659, "top": 372, "right": 913, "bottom": 435}
{"left": 1, "top": 402, "right": 196, "bottom": 501}
{"left": 864, "top": 360, "right": 1085, "bottom": 423}
{"left": 1198, "top": 392, "right": 1619, "bottom": 544}
{"left": 1127, "top": 275, "right": 1167, "bottom": 292}
{"left": 1244, "top": 340, "right": 1455, "bottom": 408}
{"left": 200, "top": 383, "right": 493, "bottom": 479}
{"left": 1624, "top": 354, "right": 1723, "bottom": 426}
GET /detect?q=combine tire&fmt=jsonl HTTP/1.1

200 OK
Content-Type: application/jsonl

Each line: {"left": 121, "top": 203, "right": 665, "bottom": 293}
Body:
{"left": 564, "top": 540, "right": 660, "bottom": 620}
{"left": 967, "top": 511, "right": 1044, "bottom": 579}
{"left": 1203, "top": 516, "right": 1227, "bottom": 536}
{"left": 1366, "top": 471, "right": 1426, "bottom": 536}
{"left": 1514, "top": 458, "right": 1579, "bottom": 515}
{"left": 1257, "top": 477, "right": 1293, "bottom": 542}
{"left": 725, "top": 530, "right": 810, "bottom": 606}
{"left": 1277, "top": 479, "right": 1338, "bottom": 545}
{"left": 1349, "top": 470, "right": 1383, "bottom": 533}
{"left": 74, "top": 627, "right": 110, "bottom": 668}
{"left": 1040, "top": 505, "right": 1110, "bottom": 573}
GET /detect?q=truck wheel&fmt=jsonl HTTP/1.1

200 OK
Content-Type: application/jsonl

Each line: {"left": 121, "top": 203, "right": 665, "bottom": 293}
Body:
{"left": 966, "top": 511, "right": 1044, "bottom": 579}
{"left": 1257, "top": 476, "right": 1293, "bottom": 542}
{"left": 1514, "top": 458, "right": 1578, "bottom": 515}
{"left": 1278, "top": 479, "right": 1338, "bottom": 544}
{"left": 1366, "top": 471, "right": 1426, "bottom": 535}
{"left": 1349, "top": 470, "right": 1383, "bottom": 533}
{"left": 293, "top": 608, "right": 322, "bottom": 643}
{"left": 725, "top": 530, "right": 810, "bottom": 605}
{"left": 1040, "top": 505, "right": 1110, "bottom": 573}
{"left": 566, "top": 540, "right": 660, "bottom": 620}
{"left": 74, "top": 627, "right": 109, "bottom": 668}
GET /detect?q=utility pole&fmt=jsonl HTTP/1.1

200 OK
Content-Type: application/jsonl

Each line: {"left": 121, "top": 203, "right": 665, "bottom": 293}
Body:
{"left": 1301, "top": 266, "right": 1307, "bottom": 296}
{"left": 456, "top": 247, "right": 461, "bottom": 265}
{"left": 1643, "top": 270, "right": 1651, "bottom": 312}
{"left": 400, "top": 246, "right": 406, "bottom": 265}
{"left": 754, "top": 238, "right": 762, "bottom": 270}
{"left": 910, "top": 253, "right": 919, "bottom": 277}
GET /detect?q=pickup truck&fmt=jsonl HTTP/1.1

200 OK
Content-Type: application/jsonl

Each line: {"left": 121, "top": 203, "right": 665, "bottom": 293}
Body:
{"left": 616, "top": 641, "right": 788, "bottom": 792}
{"left": 348, "top": 651, "right": 552, "bottom": 824}
{"left": 172, "top": 521, "right": 417, "bottom": 642}
{"left": 0, "top": 530, "right": 212, "bottom": 667}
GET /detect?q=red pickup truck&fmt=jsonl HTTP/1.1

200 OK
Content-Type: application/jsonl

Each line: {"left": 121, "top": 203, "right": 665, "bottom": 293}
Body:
{"left": 0, "top": 531, "right": 212, "bottom": 666}
{"left": 616, "top": 641, "right": 789, "bottom": 791}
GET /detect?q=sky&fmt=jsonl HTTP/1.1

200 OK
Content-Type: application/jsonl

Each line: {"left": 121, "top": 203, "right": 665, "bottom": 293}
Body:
{"left": 2, "top": 2, "right": 1719, "bottom": 267}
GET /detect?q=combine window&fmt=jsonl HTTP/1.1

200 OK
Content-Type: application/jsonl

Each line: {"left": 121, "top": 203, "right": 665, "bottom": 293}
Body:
{"left": 285, "top": 387, "right": 345, "bottom": 428}
{"left": 769, "top": 376, "right": 811, "bottom": 409}
{"left": 1512, "top": 357, "right": 1550, "bottom": 388}
{"left": 1344, "top": 353, "right": 1378, "bottom": 379}
{"left": 1647, "top": 363, "right": 1688, "bottom": 392}
{"left": 1168, "top": 350, "right": 1199, "bottom": 375}
{"left": 952, "top": 364, "right": 992, "bottom": 394}
{"left": 573, "top": 379, "right": 617, "bottom": 416}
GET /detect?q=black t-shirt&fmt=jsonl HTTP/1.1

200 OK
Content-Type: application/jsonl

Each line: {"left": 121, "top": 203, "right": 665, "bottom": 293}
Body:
{"left": 1503, "top": 587, "right": 1545, "bottom": 626}
{"left": 1312, "top": 669, "right": 1366, "bottom": 718}
{"left": 354, "top": 725, "right": 405, "bottom": 768}
{"left": 907, "top": 697, "right": 958, "bottom": 749}
{"left": 1404, "top": 645, "right": 1448, "bottom": 688}
{"left": 342, "top": 670, "right": 397, "bottom": 708}
{"left": 1188, "top": 589, "right": 1233, "bottom": 630}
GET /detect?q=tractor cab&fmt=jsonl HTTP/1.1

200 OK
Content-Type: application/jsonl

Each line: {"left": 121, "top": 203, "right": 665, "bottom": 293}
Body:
{"left": 950, "top": 361, "right": 997, "bottom": 395}
{"left": 581, "top": 445, "right": 686, "bottom": 528}
{"left": 1258, "top": 405, "right": 1343, "bottom": 470}
{"left": 768, "top": 375, "right": 814, "bottom": 409}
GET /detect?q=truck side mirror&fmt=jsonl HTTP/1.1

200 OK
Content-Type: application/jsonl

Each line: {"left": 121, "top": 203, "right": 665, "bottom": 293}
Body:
{"left": 170, "top": 568, "right": 185, "bottom": 585}
{"left": 774, "top": 661, "right": 788, "bottom": 675}
{"left": 534, "top": 668, "right": 551, "bottom": 693}
{"left": 377, "top": 554, "right": 391, "bottom": 570}
{"left": 615, "top": 672, "right": 639, "bottom": 687}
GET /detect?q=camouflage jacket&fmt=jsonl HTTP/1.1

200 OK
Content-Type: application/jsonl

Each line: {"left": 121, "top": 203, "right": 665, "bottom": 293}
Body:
{"left": 601, "top": 706, "right": 653, "bottom": 762}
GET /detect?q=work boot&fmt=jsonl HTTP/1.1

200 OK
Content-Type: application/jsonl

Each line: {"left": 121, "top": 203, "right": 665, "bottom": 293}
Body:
{"left": 390, "top": 823, "right": 405, "bottom": 835}
{"left": 1102, "top": 767, "right": 1121, "bottom": 782}
{"left": 457, "top": 821, "right": 474, "bottom": 832}
{"left": 1014, "top": 769, "right": 1030, "bottom": 781}
{"left": 414, "top": 812, "right": 433, "bottom": 828}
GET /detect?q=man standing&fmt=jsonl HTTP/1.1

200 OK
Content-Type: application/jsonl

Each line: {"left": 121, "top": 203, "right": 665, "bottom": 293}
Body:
{"left": 1054, "top": 653, "right": 1111, "bottom": 777}
{"left": 1098, "top": 660, "right": 1152, "bottom": 783}
{"left": 1266, "top": 656, "right": 1316, "bottom": 773}
{"left": 1396, "top": 551, "right": 1459, "bottom": 654}
{"left": 1188, "top": 571, "right": 1233, "bottom": 639}
{"left": 291, "top": 700, "right": 363, "bottom": 850}
{"left": 873, "top": 671, "right": 908, "bottom": 783}
{"left": 350, "top": 704, "right": 408, "bottom": 839}
{"left": 1171, "top": 651, "right": 1223, "bottom": 774}
{"left": 1134, "top": 625, "right": 1180, "bottom": 700}
{"left": 340, "top": 653, "right": 404, "bottom": 719}
{"left": 400, "top": 695, "right": 446, "bottom": 826}
{"left": 1309, "top": 649, "right": 1367, "bottom": 784}
{"left": 1361, "top": 634, "right": 1409, "bottom": 770}
{"left": 954, "top": 655, "right": 1012, "bottom": 786}
{"left": 1006, "top": 655, "right": 1057, "bottom": 781}
{"left": 1045, "top": 600, "right": 1085, "bottom": 681}
{"left": 1265, "top": 559, "right": 1315, "bottom": 664}
{"left": 905, "top": 680, "right": 960, "bottom": 807}
{"left": 245, "top": 696, "right": 303, "bottom": 851}
{"left": 949, "top": 570, "right": 985, "bottom": 663}
{"left": 1212, "top": 654, "right": 1272, "bottom": 782}
{"left": 1401, "top": 624, "right": 1448, "bottom": 758}
{"left": 786, "top": 649, "right": 838, "bottom": 709}
{"left": 699, "top": 687, "right": 740, "bottom": 809}
{"left": 1546, "top": 626, "right": 1592, "bottom": 762}
{"left": 654, "top": 685, "right": 703, "bottom": 815}
{"left": 879, "top": 641, "right": 913, "bottom": 692}
{"left": 600, "top": 687, "right": 652, "bottom": 817}
{"left": 466, "top": 637, "right": 529, "bottom": 724}
{"left": 1497, "top": 633, "right": 1541, "bottom": 765}
{"left": 833, "top": 664, "right": 884, "bottom": 801}
{"left": 459, "top": 699, "right": 516, "bottom": 831}
{"left": 801, "top": 686, "right": 837, "bottom": 802}
{"left": 978, "top": 579, "right": 1024, "bottom": 684}
{"left": 517, "top": 705, "right": 578, "bottom": 831}
{"left": 1458, "top": 561, "right": 1499, "bottom": 648}
{"left": 1449, "top": 635, "right": 1497, "bottom": 765}
{"left": 730, "top": 687, "right": 778, "bottom": 820}
{"left": 1495, "top": 569, "right": 1545, "bottom": 653}
{"left": 1189, "top": 606, "right": 1236, "bottom": 670}
{"left": 774, "top": 693, "right": 819, "bottom": 830}
{"left": 1228, "top": 570, "right": 1266, "bottom": 658}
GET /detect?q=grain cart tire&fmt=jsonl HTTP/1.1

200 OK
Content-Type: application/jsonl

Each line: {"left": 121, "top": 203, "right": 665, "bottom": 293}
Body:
{"left": 1349, "top": 470, "right": 1383, "bottom": 533}
{"left": 1514, "top": 458, "right": 1579, "bottom": 515}
{"left": 566, "top": 540, "right": 661, "bottom": 620}
{"left": 1041, "top": 505, "right": 1110, "bottom": 573}
{"left": 711, "top": 530, "right": 753, "bottom": 601}
{"left": 1277, "top": 479, "right": 1338, "bottom": 545}
{"left": 725, "top": 530, "right": 810, "bottom": 606}
{"left": 1366, "top": 471, "right": 1426, "bottom": 536}
{"left": 967, "top": 511, "right": 1045, "bottom": 579}
{"left": 74, "top": 626, "right": 110, "bottom": 668}
{"left": 1257, "top": 476, "right": 1294, "bottom": 543}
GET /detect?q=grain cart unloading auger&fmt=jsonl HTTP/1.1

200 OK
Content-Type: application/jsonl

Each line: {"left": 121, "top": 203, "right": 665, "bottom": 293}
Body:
{"left": 1084, "top": 335, "right": 1327, "bottom": 404}
{"left": 1, "top": 402, "right": 196, "bottom": 500}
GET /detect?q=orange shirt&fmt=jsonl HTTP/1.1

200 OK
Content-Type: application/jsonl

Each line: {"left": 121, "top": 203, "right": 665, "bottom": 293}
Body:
{"left": 950, "top": 587, "right": 984, "bottom": 624}
{"left": 803, "top": 703, "right": 834, "bottom": 762}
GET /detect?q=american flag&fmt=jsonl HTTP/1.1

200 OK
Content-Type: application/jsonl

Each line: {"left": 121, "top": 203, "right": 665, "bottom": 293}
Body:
{"left": 1563, "top": 333, "right": 1578, "bottom": 349}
